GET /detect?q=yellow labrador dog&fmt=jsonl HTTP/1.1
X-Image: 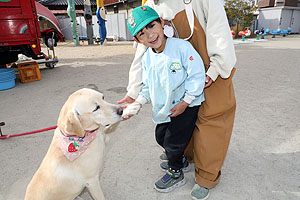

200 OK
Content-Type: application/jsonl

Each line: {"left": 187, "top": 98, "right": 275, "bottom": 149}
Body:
{"left": 25, "top": 88, "right": 123, "bottom": 200}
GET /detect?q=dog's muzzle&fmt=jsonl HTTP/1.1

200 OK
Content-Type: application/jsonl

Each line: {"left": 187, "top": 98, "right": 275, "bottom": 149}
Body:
{"left": 117, "top": 107, "right": 123, "bottom": 115}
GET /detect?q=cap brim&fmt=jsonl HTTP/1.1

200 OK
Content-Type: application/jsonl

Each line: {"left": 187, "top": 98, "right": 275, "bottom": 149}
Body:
{"left": 132, "top": 16, "right": 160, "bottom": 37}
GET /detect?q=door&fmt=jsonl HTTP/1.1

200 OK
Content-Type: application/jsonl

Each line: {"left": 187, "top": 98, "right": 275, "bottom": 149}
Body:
{"left": 280, "top": 9, "right": 293, "bottom": 30}
{"left": 290, "top": 10, "right": 300, "bottom": 33}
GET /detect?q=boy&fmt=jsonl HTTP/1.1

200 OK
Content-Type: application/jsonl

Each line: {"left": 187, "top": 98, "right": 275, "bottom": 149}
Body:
{"left": 122, "top": 6, "right": 206, "bottom": 193}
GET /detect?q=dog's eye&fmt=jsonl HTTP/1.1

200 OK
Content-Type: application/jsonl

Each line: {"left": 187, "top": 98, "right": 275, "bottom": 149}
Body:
{"left": 93, "top": 105, "right": 100, "bottom": 112}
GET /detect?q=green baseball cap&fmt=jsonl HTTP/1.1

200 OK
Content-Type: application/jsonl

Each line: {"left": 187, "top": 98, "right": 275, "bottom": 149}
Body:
{"left": 127, "top": 6, "right": 160, "bottom": 37}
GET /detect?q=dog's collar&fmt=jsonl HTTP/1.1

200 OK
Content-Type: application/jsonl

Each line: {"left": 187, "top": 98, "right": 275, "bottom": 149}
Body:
{"left": 57, "top": 128, "right": 99, "bottom": 161}
{"left": 60, "top": 128, "right": 99, "bottom": 137}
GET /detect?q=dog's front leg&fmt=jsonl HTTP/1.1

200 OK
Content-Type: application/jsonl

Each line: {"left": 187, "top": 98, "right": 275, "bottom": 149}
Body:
{"left": 86, "top": 178, "right": 105, "bottom": 200}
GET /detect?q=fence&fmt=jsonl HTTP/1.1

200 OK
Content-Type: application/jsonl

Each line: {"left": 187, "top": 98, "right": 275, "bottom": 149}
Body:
{"left": 58, "top": 13, "right": 133, "bottom": 41}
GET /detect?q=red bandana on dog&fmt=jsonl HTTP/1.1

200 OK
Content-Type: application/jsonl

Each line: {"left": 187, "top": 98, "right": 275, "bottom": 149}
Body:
{"left": 57, "top": 130, "right": 97, "bottom": 161}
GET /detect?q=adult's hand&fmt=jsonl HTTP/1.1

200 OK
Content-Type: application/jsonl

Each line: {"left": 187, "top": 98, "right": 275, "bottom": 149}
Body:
{"left": 204, "top": 75, "right": 213, "bottom": 88}
{"left": 117, "top": 95, "right": 135, "bottom": 108}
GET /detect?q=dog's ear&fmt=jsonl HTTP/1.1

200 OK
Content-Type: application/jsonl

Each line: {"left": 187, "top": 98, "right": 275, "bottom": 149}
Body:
{"left": 58, "top": 106, "right": 85, "bottom": 137}
{"left": 66, "top": 110, "right": 85, "bottom": 137}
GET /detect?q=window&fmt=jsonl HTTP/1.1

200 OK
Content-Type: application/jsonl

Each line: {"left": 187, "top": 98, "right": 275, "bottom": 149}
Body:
{"left": 114, "top": 5, "right": 118, "bottom": 13}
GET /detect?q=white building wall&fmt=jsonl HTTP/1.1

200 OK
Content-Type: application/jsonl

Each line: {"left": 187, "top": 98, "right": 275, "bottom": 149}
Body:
{"left": 258, "top": 7, "right": 282, "bottom": 30}
{"left": 258, "top": 6, "right": 300, "bottom": 33}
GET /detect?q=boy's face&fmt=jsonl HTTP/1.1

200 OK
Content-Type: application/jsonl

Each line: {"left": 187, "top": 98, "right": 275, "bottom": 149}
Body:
{"left": 134, "top": 18, "right": 166, "bottom": 53}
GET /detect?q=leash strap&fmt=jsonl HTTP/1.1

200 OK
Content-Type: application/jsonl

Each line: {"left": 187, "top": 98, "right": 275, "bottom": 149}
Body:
{"left": 0, "top": 126, "right": 57, "bottom": 139}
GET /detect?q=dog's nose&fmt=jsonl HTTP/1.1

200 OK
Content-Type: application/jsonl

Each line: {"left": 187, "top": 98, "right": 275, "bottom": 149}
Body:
{"left": 117, "top": 107, "right": 123, "bottom": 115}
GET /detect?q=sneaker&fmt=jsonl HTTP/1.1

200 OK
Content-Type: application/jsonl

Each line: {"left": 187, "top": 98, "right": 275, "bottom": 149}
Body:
{"left": 154, "top": 169, "right": 186, "bottom": 193}
{"left": 159, "top": 152, "right": 168, "bottom": 161}
{"left": 190, "top": 184, "right": 210, "bottom": 200}
{"left": 160, "top": 157, "right": 191, "bottom": 173}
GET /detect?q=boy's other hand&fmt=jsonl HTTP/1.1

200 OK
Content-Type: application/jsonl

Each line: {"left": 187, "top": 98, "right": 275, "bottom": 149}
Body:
{"left": 121, "top": 114, "right": 133, "bottom": 121}
{"left": 204, "top": 75, "right": 213, "bottom": 88}
{"left": 117, "top": 95, "right": 135, "bottom": 108}
{"left": 169, "top": 101, "right": 189, "bottom": 117}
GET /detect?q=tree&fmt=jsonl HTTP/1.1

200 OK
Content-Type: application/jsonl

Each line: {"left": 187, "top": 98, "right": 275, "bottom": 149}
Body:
{"left": 224, "top": 0, "right": 257, "bottom": 38}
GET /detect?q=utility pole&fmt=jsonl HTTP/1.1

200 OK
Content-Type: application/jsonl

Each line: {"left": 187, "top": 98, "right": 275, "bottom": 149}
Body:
{"left": 84, "top": 0, "right": 94, "bottom": 45}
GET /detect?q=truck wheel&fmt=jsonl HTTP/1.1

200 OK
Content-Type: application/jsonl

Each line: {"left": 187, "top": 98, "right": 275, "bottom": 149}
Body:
{"left": 0, "top": 53, "right": 18, "bottom": 65}
{"left": 45, "top": 63, "right": 55, "bottom": 69}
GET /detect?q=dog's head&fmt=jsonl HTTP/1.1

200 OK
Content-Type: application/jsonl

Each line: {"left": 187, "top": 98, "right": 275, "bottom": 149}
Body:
{"left": 57, "top": 88, "right": 123, "bottom": 137}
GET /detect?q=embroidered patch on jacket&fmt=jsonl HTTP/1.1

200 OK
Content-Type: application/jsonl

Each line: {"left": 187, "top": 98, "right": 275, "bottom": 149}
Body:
{"left": 170, "top": 62, "right": 182, "bottom": 70}
{"left": 170, "top": 62, "right": 182, "bottom": 74}
{"left": 128, "top": 14, "right": 136, "bottom": 28}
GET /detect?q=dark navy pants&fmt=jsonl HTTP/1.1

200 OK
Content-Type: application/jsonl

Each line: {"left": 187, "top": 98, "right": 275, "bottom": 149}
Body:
{"left": 155, "top": 106, "right": 199, "bottom": 170}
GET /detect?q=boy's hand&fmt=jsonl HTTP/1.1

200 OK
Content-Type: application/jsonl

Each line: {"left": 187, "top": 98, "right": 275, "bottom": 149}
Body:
{"left": 121, "top": 102, "right": 142, "bottom": 120}
{"left": 204, "top": 75, "right": 213, "bottom": 88}
{"left": 117, "top": 95, "right": 135, "bottom": 109}
{"left": 121, "top": 114, "right": 133, "bottom": 121}
{"left": 169, "top": 101, "right": 189, "bottom": 117}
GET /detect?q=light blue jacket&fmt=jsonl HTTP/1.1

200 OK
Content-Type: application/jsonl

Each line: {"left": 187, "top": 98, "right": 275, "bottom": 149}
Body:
{"left": 139, "top": 38, "right": 205, "bottom": 124}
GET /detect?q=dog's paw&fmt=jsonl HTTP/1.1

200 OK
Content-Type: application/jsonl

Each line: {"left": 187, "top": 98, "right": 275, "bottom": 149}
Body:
{"left": 122, "top": 102, "right": 141, "bottom": 118}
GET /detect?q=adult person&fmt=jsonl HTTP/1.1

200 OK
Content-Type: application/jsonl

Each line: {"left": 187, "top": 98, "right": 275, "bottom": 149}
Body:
{"left": 118, "top": 0, "right": 236, "bottom": 199}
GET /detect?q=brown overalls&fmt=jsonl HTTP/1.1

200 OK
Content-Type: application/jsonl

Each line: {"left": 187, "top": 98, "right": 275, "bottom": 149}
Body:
{"left": 171, "top": 10, "right": 236, "bottom": 189}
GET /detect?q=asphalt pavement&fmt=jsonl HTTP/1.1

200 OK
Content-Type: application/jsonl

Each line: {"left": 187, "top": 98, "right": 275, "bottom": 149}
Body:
{"left": 0, "top": 35, "right": 300, "bottom": 200}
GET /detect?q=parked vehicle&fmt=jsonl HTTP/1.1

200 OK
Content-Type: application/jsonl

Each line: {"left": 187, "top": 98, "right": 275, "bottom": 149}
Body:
{"left": 0, "top": 0, "right": 43, "bottom": 65}
{"left": 0, "top": 0, "right": 63, "bottom": 67}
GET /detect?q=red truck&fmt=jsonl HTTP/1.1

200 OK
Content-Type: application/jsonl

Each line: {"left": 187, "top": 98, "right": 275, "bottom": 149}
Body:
{"left": 0, "top": 0, "right": 62, "bottom": 67}
{"left": 0, "top": 0, "right": 44, "bottom": 65}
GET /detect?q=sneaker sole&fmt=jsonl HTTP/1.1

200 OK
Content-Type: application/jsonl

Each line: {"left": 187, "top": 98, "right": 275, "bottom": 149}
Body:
{"left": 159, "top": 155, "right": 168, "bottom": 162}
{"left": 159, "top": 163, "right": 192, "bottom": 173}
{"left": 190, "top": 190, "right": 210, "bottom": 200}
{"left": 160, "top": 158, "right": 168, "bottom": 162}
{"left": 154, "top": 177, "right": 186, "bottom": 193}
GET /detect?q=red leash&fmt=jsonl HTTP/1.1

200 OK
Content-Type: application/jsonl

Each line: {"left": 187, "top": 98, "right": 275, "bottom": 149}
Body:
{"left": 0, "top": 123, "right": 57, "bottom": 139}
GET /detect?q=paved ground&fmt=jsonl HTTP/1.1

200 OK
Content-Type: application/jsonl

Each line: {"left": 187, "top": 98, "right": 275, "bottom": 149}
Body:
{"left": 0, "top": 35, "right": 300, "bottom": 200}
